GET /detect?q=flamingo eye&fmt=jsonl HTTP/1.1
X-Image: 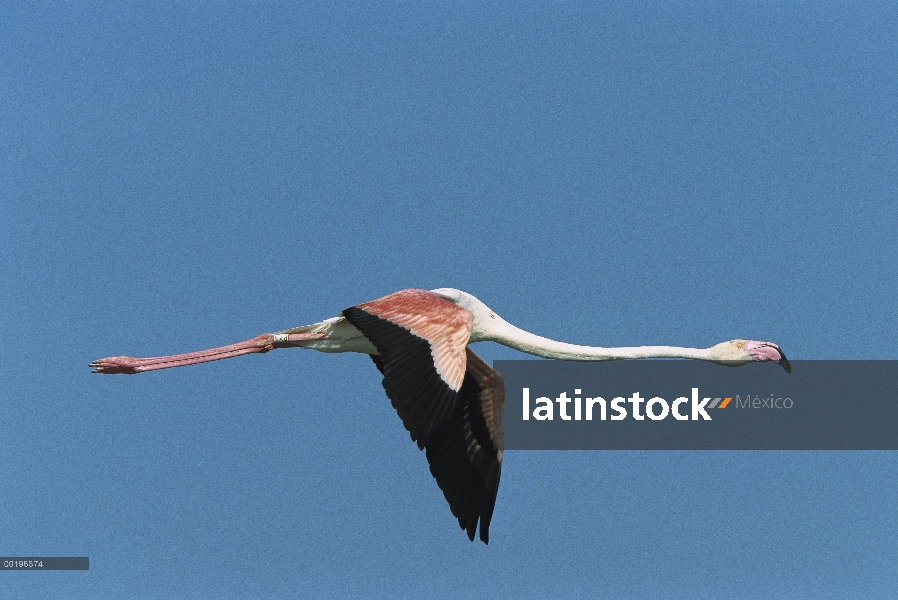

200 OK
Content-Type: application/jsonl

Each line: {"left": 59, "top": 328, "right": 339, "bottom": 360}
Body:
{"left": 736, "top": 342, "right": 743, "bottom": 348}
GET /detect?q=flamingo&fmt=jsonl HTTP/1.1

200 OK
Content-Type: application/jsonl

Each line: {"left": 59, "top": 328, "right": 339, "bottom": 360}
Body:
{"left": 91, "top": 288, "right": 791, "bottom": 543}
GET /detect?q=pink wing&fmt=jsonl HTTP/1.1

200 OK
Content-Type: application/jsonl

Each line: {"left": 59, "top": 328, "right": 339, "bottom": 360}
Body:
{"left": 343, "top": 289, "right": 504, "bottom": 543}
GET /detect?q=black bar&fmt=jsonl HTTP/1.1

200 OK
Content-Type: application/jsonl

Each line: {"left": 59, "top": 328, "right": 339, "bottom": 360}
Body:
{"left": 498, "top": 360, "right": 898, "bottom": 450}
{"left": 1, "top": 557, "right": 89, "bottom": 570}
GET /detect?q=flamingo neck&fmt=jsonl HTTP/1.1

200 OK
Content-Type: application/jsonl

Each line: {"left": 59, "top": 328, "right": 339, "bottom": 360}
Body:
{"left": 485, "top": 321, "right": 712, "bottom": 362}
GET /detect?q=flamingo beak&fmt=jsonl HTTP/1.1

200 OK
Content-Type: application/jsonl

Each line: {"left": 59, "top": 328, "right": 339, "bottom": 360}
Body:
{"left": 776, "top": 348, "right": 792, "bottom": 373}
{"left": 746, "top": 341, "right": 792, "bottom": 373}
{"left": 775, "top": 347, "right": 792, "bottom": 373}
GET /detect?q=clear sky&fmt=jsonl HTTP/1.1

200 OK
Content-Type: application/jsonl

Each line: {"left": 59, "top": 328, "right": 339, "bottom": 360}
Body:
{"left": 3, "top": 2, "right": 897, "bottom": 597}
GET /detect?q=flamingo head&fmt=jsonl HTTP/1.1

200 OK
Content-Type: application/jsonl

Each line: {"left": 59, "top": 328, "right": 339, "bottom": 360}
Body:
{"left": 711, "top": 340, "right": 792, "bottom": 372}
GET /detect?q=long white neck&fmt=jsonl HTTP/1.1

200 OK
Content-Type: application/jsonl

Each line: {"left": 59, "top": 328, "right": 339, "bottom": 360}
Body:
{"left": 483, "top": 320, "right": 713, "bottom": 362}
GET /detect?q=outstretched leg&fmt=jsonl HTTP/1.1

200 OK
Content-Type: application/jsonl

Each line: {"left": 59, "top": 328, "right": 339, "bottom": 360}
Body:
{"left": 90, "top": 332, "right": 326, "bottom": 374}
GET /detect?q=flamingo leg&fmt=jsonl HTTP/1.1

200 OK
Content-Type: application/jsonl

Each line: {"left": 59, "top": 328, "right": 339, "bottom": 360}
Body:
{"left": 90, "top": 332, "right": 326, "bottom": 374}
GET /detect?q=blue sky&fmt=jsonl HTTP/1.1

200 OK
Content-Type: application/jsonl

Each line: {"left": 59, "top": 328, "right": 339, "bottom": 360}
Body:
{"left": 3, "top": 2, "right": 897, "bottom": 597}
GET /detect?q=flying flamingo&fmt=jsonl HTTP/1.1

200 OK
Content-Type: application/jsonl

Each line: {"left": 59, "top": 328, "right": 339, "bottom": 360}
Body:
{"left": 91, "top": 288, "right": 791, "bottom": 543}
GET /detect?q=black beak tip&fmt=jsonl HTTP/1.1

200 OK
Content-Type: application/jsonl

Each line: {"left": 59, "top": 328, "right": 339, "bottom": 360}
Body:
{"left": 777, "top": 348, "right": 792, "bottom": 373}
